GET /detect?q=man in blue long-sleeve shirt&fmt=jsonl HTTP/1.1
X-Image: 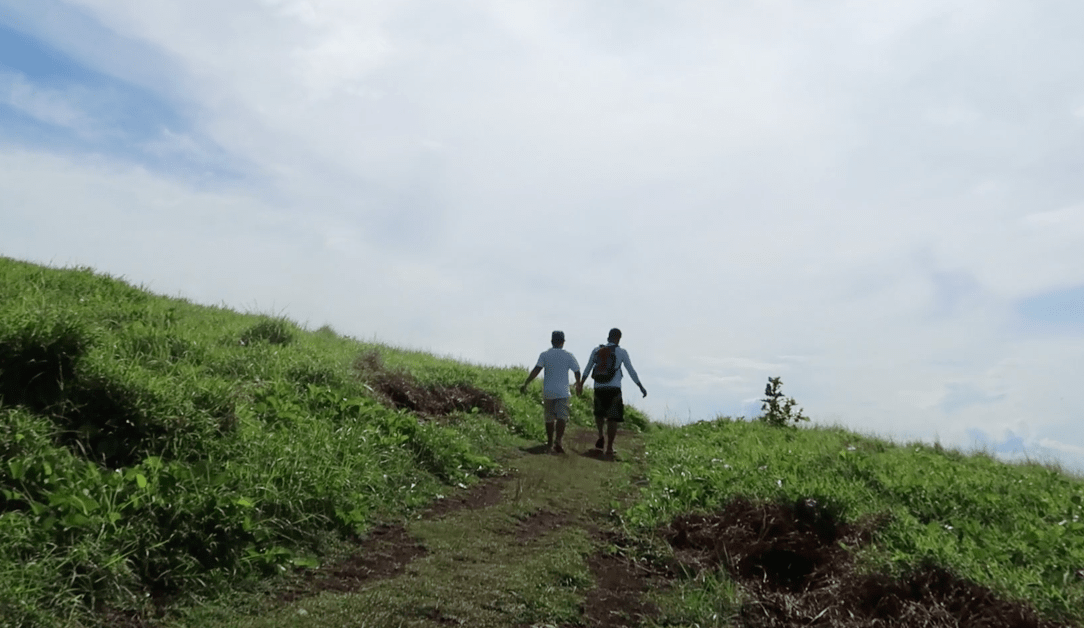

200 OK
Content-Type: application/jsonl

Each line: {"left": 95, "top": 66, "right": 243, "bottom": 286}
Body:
{"left": 577, "top": 328, "right": 646, "bottom": 458}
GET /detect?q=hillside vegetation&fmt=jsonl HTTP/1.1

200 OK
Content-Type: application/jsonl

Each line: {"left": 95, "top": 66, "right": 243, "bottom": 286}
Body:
{"left": 2, "top": 256, "right": 1082, "bottom": 628}
{"left": 629, "top": 420, "right": 1084, "bottom": 625}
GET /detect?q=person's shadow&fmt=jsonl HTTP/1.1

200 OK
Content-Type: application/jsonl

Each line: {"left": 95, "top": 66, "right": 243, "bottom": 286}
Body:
{"left": 520, "top": 444, "right": 613, "bottom": 460}
{"left": 522, "top": 444, "right": 552, "bottom": 455}
{"left": 580, "top": 449, "right": 612, "bottom": 461}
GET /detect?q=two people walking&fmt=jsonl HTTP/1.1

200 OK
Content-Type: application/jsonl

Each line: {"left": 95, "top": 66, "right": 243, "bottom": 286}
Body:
{"left": 520, "top": 328, "right": 646, "bottom": 458}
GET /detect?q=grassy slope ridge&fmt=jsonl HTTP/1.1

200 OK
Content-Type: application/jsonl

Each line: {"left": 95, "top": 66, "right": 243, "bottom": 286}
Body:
{"left": 0, "top": 257, "right": 647, "bottom": 627}
{"left": 630, "top": 420, "right": 1084, "bottom": 622}
{"left": 2, "top": 257, "right": 1083, "bottom": 627}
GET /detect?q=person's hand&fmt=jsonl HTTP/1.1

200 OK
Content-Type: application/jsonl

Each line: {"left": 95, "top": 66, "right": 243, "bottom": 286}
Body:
{"left": 519, "top": 384, "right": 527, "bottom": 394}
{"left": 575, "top": 382, "right": 583, "bottom": 396}
{"left": 639, "top": 384, "right": 647, "bottom": 398}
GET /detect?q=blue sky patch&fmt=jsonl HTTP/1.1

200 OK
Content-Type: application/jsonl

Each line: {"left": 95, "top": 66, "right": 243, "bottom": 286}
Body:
{"left": 967, "top": 428, "right": 1027, "bottom": 454}
{"left": 0, "top": 23, "right": 89, "bottom": 83}
{"left": 1, "top": 24, "right": 182, "bottom": 136}
{"left": 940, "top": 382, "right": 1005, "bottom": 414}
{"left": 1017, "top": 285, "right": 1084, "bottom": 331}
{"left": 0, "top": 22, "right": 238, "bottom": 182}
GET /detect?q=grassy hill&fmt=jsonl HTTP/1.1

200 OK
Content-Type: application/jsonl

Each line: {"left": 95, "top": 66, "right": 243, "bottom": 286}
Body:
{"left": 2, "top": 256, "right": 1082, "bottom": 628}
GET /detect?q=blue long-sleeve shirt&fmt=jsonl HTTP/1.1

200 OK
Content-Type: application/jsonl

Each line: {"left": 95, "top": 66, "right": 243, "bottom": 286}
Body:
{"left": 583, "top": 343, "right": 642, "bottom": 389}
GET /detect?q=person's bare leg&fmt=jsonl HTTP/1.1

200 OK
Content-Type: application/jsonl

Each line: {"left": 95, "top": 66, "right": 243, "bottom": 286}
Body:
{"left": 545, "top": 421, "right": 555, "bottom": 449}
{"left": 595, "top": 416, "right": 605, "bottom": 449}
{"left": 605, "top": 420, "right": 619, "bottom": 456}
{"left": 555, "top": 420, "right": 566, "bottom": 453}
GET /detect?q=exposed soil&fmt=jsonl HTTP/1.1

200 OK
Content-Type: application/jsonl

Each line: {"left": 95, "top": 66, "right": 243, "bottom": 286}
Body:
{"left": 281, "top": 524, "right": 426, "bottom": 602}
{"left": 577, "top": 535, "right": 662, "bottom": 628}
{"left": 514, "top": 509, "right": 570, "bottom": 543}
{"left": 353, "top": 350, "right": 507, "bottom": 420}
{"left": 664, "top": 497, "right": 868, "bottom": 593}
{"left": 423, "top": 473, "right": 513, "bottom": 519}
{"left": 99, "top": 607, "right": 157, "bottom": 628}
{"left": 662, "top": 497, "right": 1074, "bottom": 628}
{"left": 570, "top": 428, "right": 665, "bottom": 628}
{"left": 281, "top": 474, "right": 515, "bottom": 605}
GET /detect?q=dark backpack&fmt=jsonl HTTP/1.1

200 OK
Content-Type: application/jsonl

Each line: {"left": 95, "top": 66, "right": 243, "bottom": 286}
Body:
{"left": 591, "top": 345, "right": 619, "bottom": 383}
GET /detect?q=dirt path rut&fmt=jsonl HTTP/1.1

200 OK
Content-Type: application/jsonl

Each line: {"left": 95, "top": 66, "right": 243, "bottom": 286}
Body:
{"left": 221, "top": 428, "right": 656, "bottom": 628}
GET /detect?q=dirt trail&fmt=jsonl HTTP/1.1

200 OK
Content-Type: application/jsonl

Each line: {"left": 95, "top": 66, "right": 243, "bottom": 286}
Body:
{"left": 194, "top": 427, "right": 1074, "bottom": 628}
{"left": 220, "top": 427, "right": 656, "bottom": 628}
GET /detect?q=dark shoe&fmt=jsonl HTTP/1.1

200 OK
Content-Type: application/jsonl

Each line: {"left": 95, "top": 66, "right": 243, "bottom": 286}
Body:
{"left": 554, "top": 443, "right": 565, "bottom": 454}
{"left": 595, "top": 437, "right": 604, "bottom": 450}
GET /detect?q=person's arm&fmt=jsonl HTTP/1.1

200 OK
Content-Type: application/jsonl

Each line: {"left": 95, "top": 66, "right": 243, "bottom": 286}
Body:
{"left": 577, "top": 348, "right": 598, "bottom": 395}
{"left": 621, "top": 349, "right": 647, "bottom": 397}
{"left": 520, "top": 365, "right": 543, "bottom": 393}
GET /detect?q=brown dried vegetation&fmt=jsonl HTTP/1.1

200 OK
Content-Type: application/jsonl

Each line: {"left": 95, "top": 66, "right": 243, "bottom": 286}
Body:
{"left": 662, "top": 497, "right": 1072, "bottom": 628}
{"left": 353, "top": 350, "right": 505, "bottom": 419}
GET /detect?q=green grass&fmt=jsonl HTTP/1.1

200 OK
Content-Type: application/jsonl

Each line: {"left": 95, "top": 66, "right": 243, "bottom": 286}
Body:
{"left": 3, "top": 255, "right": 1084, "bottom": 627}
{"left": 644, "top": 569, "right": 739, "bottom": 628}
{"left": 627, "top": 418, "right": 1084, "bottom": 623}
{"left": 204, "top": 439, "right": 636, "bottom": 628}
{"left": 0, "top": 257, "right": 647, "bottom": 627}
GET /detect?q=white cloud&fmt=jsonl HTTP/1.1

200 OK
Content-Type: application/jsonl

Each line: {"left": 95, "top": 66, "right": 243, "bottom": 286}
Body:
{"left": 1023, "top": 204, "right": 1084, "bottom": 229}
{"left": 660, "top": 373, "right": 747, "bottom": 391}
{"left": 0, "top": 149, "right": 380, "bottom": 326}
{"left": 0, "top": 69, "right": 89, "bottom": 131}
{"left": 1038, "top": 439, "right": 1084, "bottom": 459}
{"left": 2, "top": 0, "right": 1084, "bottom": 470}
{"left": 691, "top": 357, "right": 787, "bottom": 372}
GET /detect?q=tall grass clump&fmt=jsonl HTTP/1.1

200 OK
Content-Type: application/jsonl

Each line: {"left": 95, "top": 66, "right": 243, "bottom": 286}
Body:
{"left": 0, "top": 257, "right": 553, "bottom": 627}
{"left": 628, "top": 417, "right": 1084, "bottom": 622}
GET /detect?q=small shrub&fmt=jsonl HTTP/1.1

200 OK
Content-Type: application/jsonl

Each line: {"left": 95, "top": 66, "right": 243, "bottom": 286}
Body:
{"left": 758, "top": 376, "right": 808, "bottom": 427}
{"left": 239, "top": 318, "right": 296, "bottom": 346}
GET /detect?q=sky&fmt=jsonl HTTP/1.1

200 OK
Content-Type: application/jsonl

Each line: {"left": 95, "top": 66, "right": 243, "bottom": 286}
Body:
{"left": 2, "top": 1, "right": 1082, "bottom": 470}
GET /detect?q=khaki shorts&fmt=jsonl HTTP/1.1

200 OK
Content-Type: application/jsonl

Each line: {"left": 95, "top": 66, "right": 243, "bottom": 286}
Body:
{"left": 543, "top": 397, "right": 571, "bottom": 423}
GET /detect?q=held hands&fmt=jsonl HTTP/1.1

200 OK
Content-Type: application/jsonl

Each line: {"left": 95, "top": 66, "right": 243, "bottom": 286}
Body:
{"left": 639, "top": 384, "right": 647, "bottom": 398}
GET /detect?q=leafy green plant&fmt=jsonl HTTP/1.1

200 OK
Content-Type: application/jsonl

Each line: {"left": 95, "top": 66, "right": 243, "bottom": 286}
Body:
{"left": 238, "top": 317, "right": 296, "bottom": 346}
{"left": 758, "top": 376, "right": 808, "bottom": 427}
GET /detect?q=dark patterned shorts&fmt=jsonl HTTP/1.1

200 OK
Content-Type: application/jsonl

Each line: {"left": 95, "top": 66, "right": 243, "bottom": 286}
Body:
{"left": 593, "top": 387, "right": 624, "bottom": 422}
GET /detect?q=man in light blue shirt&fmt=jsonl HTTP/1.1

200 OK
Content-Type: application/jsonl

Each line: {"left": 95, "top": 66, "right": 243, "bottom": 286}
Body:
{"left": 520, "top": 330, "right": 581, "bottom": 454}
